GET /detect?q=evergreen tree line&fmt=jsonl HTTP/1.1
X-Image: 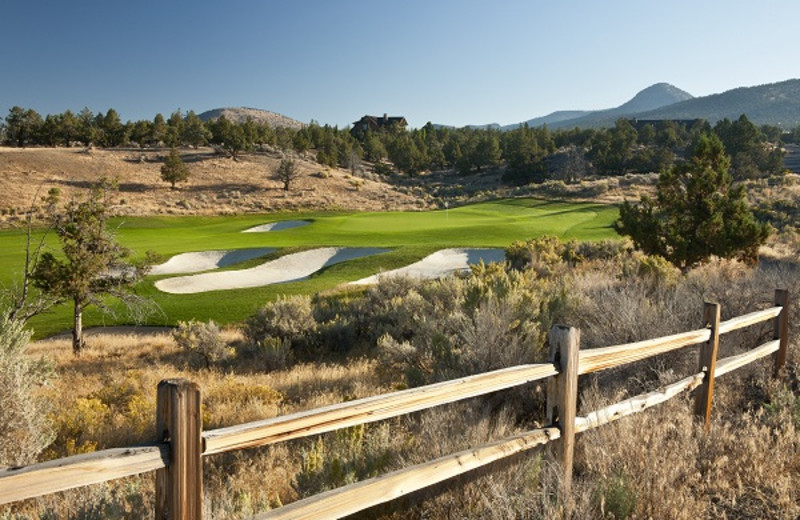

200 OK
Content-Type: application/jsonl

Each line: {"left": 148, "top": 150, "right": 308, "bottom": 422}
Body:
{"left": 2, "top": 105, "right": 792, "bottom": 181}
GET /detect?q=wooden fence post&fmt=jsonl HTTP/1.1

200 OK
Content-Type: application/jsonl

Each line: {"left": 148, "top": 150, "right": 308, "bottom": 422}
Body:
{"left": 694, "top": 302, "right": 721, "bottom": 433}
{"left": 546, "top": 325, "right": 580, "bottom": 493}
{"left": 773, "top": 289, "right": 790, "bottom": 378}
{"left": 155, "top": 379, "right": 203, "bottom": 520}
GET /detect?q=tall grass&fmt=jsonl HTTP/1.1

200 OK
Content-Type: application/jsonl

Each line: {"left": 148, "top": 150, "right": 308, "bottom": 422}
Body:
{"left": 1, "top": 247, "right": 798, "bottom": 519}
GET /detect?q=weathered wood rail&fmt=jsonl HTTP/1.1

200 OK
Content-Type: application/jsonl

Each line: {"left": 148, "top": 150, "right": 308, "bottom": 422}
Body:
{"left": 0, "top": 290, "right": 791, "bottom": 519}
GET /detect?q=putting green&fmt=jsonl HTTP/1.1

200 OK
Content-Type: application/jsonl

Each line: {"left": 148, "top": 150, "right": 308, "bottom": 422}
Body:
{"left": 0, "top": 198, "right": 620, "bottom": 337}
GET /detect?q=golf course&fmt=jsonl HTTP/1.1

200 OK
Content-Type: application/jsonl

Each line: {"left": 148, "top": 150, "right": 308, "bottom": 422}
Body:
{"left": 0, "top": 198, "right": 619, "bottom": 337}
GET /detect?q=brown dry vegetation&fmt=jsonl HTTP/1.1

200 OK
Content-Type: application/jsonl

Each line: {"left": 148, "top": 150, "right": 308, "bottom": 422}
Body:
{"left": 1, "top": 147, "right": 799, "bottom": 518}
{"left": 1, "top": 247, "right": 798, "bottom": 519}
{"left": 0, "top": 147, "right": 426, "bottom": 225}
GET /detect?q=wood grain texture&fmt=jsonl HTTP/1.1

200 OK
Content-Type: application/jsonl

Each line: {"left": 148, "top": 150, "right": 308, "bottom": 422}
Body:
{"left": 0, "top": 445, "right": 167, "bottom": 505}
{"left": 251, "top": 427, "right": 560, "bottom": 520}
{"left": 717, "top": 306, "right": 781, "bottom": 335}
{"left": 155, "top": 379, "right": 203, "bottom": 520}
{"left": 574, "top": 339, "right": 781, "bottom": 435}
{"left": 575, "top": 372, "right": 705, "bottom": 433}
{"left": 694, "top": 303, "right": 721, "bottom": 432}
{"left": 579, "top": 328, "right": 710, "bottom": 374}
{"left": 203, "top": 363, "right": 557, "bottom": 455}
{"left": 716, "top": 340, "right": 780, "bottom": 378}
{"left": 546, "top": 325, "right": 580, "bottom": 492}
{"left": 773, "top": 290, "right": 790, "bottom": 377}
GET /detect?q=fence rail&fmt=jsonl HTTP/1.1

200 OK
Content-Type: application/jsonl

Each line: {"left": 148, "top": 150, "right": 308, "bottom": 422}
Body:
{"left": 0, "top": 290, "right": 791, "bottom": 519}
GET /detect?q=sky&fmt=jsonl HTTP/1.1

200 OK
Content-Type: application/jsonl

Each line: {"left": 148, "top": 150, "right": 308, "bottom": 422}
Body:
{"left": 2, "top": 0, "right": 800, "bottom": 129}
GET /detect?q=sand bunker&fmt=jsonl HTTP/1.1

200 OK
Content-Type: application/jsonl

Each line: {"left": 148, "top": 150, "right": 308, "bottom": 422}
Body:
{"left": 150, "top": 248, "right": 276, "bottom": 275}
{"left": 242, "top": 220, "right": 310, "bottom": 233}
{"left": 155, "top": 247, "right": 388, "bottom": 294}
{"left": 351, "top": 248, "right": 506, "bottom": 285}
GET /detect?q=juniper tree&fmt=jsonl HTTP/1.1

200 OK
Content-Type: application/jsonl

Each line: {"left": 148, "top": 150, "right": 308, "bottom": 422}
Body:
{"left": 616, "top": 133, "right": 770, "bottom": 269}
{"left": 160, "top": 148, "right": 190, "bottom": 189}
{"left": 273, "top": 158, "right": 300, "bottom": 191}
{"left": 31, "top": 183, "right": 152, "bottom": 354}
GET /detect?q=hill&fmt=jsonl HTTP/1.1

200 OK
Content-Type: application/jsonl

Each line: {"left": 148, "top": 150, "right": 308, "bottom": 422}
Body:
{"left": 541, "top": 83, "right": 696, "bottom": 129}
{"left": 614, "top": 82, "right": 695, "bottom": 114}
{"left": 500, "top": 110, "right": 592, "bottom": 130}
{"left": 495, "top": 79, "right": 800, "bottom": 130}
{"left": 635, "top": 78, "right": 800, "bottom": 127}
{"left": 0, "top": 147, "right": 423, "bottom": 226}
{"left": 497, "top": 83, "right": 693, "bottom": 130}
{"left": 198, "top": 107, "right": 305, "bottom": 129}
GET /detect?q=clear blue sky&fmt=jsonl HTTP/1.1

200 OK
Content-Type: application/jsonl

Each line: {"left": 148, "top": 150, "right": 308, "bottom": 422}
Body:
{"left": 2, "top": 0, "right": 799, "bottom": 128}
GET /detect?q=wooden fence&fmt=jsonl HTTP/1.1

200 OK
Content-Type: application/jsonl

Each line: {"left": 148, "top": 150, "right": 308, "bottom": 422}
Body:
{"left": 0, "top": 289, "right": 791, "bottom": 519}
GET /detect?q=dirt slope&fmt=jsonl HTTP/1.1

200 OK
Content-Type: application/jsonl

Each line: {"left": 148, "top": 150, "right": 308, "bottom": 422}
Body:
{"left": 0, "top": 147, "right": 427, "bottom": 226}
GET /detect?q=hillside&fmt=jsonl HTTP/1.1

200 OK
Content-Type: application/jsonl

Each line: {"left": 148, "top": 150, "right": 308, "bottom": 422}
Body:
{"left": 615, "top": 82, "right": 695, "bottom": 113}
{"left": 0, "top": 147, "right": 425, "bottom": 226}
{"left": 637, "top": 78, "right": 800, "bottom": 127}
{"left": 198, "top": 107, "right": 305, "bottom": 129}
{"left": 496, "top": 79, "right": 800, "bottom": 130}
{"left": 501, "top": 83, "right": 694, "bottom": 130}
{"left": 500, "top": 110, "right": 592, "bottom": 130}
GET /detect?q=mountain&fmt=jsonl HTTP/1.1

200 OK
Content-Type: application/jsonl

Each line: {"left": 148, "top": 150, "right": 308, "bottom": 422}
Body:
{"left": 633, "top": 79, "right": 800, "bottom": 128}
{"left": 497, "top": 79, "right": 800, "bottom": 130}
{"left": 198, "top": 107, "right": 304, "bottom": 129}
{"left": 543, "top": 83, "right": 696, "bottom": 129}
{"left": 500, "top": 110, "right": 592, "bottom": 131}
{"left": 497, "top": 83, "right": 693, "bottom": 130}
{"left": 614, "top": 82, "right": 695, "bottom": 114}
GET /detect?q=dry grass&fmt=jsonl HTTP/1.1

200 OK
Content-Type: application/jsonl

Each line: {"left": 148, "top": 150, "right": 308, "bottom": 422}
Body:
{"left": 2, "top": 253, "right": 799, "bottom": 519}
{"left": 0, "top": 147, "right": 425, "bottom": 226}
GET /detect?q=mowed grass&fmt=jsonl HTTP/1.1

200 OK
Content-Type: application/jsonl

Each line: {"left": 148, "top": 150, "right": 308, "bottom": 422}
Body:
{"left": 0, "top": 198, "right": 619, "bottom": 337}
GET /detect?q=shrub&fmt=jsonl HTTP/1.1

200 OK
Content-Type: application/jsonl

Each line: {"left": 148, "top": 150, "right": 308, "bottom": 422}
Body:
{"left": 637, "top": 253, "right": 681, "bottom": 287}
{"left": 172, "top": 319, "right": 230, "bottom": 368}
{"left": 506, "top": 235, "right": 566, "bottom": 274}
{"left": 375, "top": 265, "right": 555, "bottom": 386}
{"left": 505, "top": 236, "right": 629, "bottom": 275}
{"left": 51, "top": 397, "right": 109, "bottom": 456}
{"left": 204, "top": 378, "right": 284, "bottom": 428}
{"left": 235, "top": 337, "right": 294, "bottom": 372}
{"left": 245, "top": 295, "right": 316, "bottom": 346}
{"left": 0, "top": 311, "right": 54, "bottom": 466}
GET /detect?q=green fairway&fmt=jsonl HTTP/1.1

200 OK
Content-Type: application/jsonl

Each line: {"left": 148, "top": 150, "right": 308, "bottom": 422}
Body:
{"left": 0, "top": 198, "right": 619, "bottom": 337}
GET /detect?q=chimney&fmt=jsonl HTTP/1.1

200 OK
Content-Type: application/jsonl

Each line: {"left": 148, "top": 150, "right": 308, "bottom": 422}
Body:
{"left": 383, "top": 113, "right": 388, "bottom": 122}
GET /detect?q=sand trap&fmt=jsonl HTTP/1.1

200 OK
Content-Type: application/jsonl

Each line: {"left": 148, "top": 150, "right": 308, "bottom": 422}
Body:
{"left": 150, "top": 248, "right": 276, "bottom": 275}
{"left": 156, "top": 247, "right": 389, "bottom": 294}
{"left": 242, "top": 220, "right": 310, "bottom": 233}
{"left": 351, "top": 248, "right": 506, "bottom": 285}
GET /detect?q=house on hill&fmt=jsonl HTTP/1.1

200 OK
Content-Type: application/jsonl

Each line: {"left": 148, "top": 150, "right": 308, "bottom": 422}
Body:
{"left": 351, "top": 114, "right": 407, "bottom": 137}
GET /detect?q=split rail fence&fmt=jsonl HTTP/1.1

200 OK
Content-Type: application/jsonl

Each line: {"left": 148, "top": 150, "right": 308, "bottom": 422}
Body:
{"left": 0, "top": 289, "right": 791, "bottom": 519}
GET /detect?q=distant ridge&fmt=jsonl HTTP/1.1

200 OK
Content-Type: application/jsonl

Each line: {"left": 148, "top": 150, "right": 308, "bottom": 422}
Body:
{"left": 538, "top": 83, "right": 695, "bottom": 129}
{"left": 198, "top": 107, "right": 304, "bottom": 129}
{"left": 501, "top": 110, "right": 592, "bottom": 130}
{"left": 615, "top": 82, "right": 695, "bottom": 114}
{"left": 635, "top": 79, "right": 800, "bottom": 128}
{"left": 502, "top": 83, "right": 694, "bottom": 131}
{"left": 452, "top": 79, "right": 800, "bottom": 130}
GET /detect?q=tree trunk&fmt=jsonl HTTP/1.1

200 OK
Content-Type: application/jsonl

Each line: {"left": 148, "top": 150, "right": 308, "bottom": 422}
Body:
{"left": 72, "top": 299, "right": 85, "bottom": 355}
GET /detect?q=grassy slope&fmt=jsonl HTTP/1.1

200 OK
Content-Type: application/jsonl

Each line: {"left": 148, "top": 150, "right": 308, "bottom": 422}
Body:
{"left": 0, "top": 199, "right": 619, "bottom": 337}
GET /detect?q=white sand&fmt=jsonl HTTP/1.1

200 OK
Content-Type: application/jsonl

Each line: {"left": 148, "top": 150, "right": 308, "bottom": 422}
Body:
{"left": 155, "top": 247, "right": 389, "bottom": 294}
{"left": 350, "top": 248, "right": 506, "bottom": 285}
{"left": 150, "top": 248, "right": 276, "bottom": 275}
{"left": 242, "top": 220, "right": 310, "bottom": 233}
